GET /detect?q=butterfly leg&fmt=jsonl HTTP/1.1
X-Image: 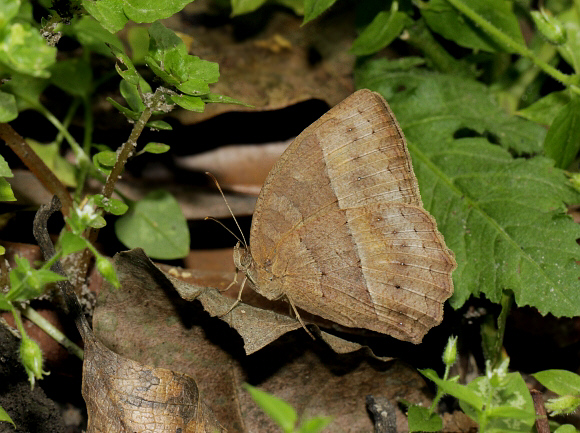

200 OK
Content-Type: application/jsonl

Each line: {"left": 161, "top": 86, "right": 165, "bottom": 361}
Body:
{"left": 286, "top": 295, "right": 315, "bottom": 339}
{"left": 219, "top": 268, "right": 239, "bottom": 293}
{"left": 219, "top": 276, "right": 247, "bottom": 317}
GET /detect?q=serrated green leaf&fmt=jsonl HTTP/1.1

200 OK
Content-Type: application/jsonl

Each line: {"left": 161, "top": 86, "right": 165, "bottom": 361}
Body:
{"left": 0, "top": 22, "right": 56, "bottom": 77}
{"left": 142, "top": 142, "right": 170, "bottom": 154}
{"left": 297, "top": 416, "right": 332, "bottom": 433}
{"left": 60, "top": 231, "right": 88, "bottom": 256}
{"left": 0, "top": 0, "right": 20, "bottom": 29}
{"left": 68, "top": 16, "right": 123, "bottom": 57}
{"left": 115, "top": 189, "right": 189, "bottom": 259}
{"left": 170, "top": 94, "right": 205, "bottom": 112}
{"left": 0, "top": 405, "right": 15, "bottom": 426}
{"left": 420, "top": 369, "right": 484, "bottom": 410}
{"left": 0, "top": 156, "right": 12, "bottom": 177}
{"left": 244, "top": 384, "right": 297, "bottom": 432}
{"left": 350, "top": 10, "right": 409, "bottom": 56}
{"left": 422, "top": 0, "right": 525, "bottom": 52}
{"left": 407, "top": 405, "right": 443, "bottom": 432}
{"left": 0, "top": 90, "right": 17, "bottom": 122}
{"left": 27, "top": 140, "right": 77, "bottom": 187}
{"left": 544, "top": 96, "right": 580, "bottom": 169}
{"left": 231, "top": 0, "right": 268, "bottom": 16}
{"left": 145, "top": 119, "right": 172, "bottom": 130}
{"left": 0, "top": 178, "right": 15, "bottom": 201}
{"left": 49, "top": 58, "right": 93, "bottom": 99}
{"left": 303, "top": 0, "right": 337, "bottom": 24}
{"left": 517, "top": 90, "right": 571, "bottom": 126}
{"left": 533, "top": 370, "right": 580, "bottom": 396}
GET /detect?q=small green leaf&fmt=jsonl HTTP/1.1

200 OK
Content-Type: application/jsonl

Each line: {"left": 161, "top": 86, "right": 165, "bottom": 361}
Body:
{"left": 0, "top": 245, "right": 5, "bottom": 255}
{"left": 0, "top": 73, "right": 48, "bottom": 112}
{"left": 145, "top": 56, "right": 181, "bottom": 85}
{"left": 517, "top": 91, "right": 571, "bottom": 126}
{"left": 200, "top": 93, "right": 253, "bottom": 107}
{"left": 146, "top": 119, "right": 172, "bottom": 130}
{"left": 119, "top": 79, "right": 152, "bottom": 113}
{"left": 231, "top": 0, "right": 268, "bottom": 16}
{"left": 49, "top": 58, "right": 93, "bottom": 98}
{"left": 128, "top": 26, "right": 149, "bottom": 64}
{"left": 0, "top": 0, "right": 20, "bottom": 29}
{"left": 115, "top": 189, "right": 190, "bottom": 260}
{"left": 244, "top": 384, "right": 297, "bottom": 432}
{"left": 170, "top": 94, "right": 205, "bottom": 112}
{"left": 0, "top": 22, "right": 56, "bottom": 77}
{"left": 69, "top": 16, "right": 123, "bottom": 57}
{"left": 142, "top": 142, "right": 170, "bottom": 154}
{"left": 0, "top": 178, "right": 16, "bottom": 201}
{"left": 0, "top": 406, "right": 15, "bottom": 426}
{"left": 148, "top": 21, "right": 184, "bottom": 62}
{"left": 108, "top": 44, "right": 141, "bottom": 85}
{"left": 420, "top": 369, "right": 484, "bottom": 410}
{"left": 92, "top": 194, "right": 129, "bottom": 215}
{"left": 350, "top": 9, "right": 409, "bottom": 56}
{"left": 297, "top": 416, "right": 332, "bottom": 433}
{"left": 543, "top": 96, "right": 580, "bottom": 169}
{"left": 81, "top": 0, "right": 129, "bottom": 34}
{"left": 107, "top": 97, "right": 141, "bottom": 120}
{"left": 27, "top": 140, "right": 77, "bottom": 187}
{"left": 176, "top": 79, "right": 211, "bottom": 96}
{"left": 8, "top": 257, "right": 66, "bottom": 302}
{"left": 486, "top": 405, "right": 535, "bottom": 420}
{"left": 422, "top": 0, "right": 525, "bottom": 52}
{"left": 556, "top": 8, "right": 580, "bottom": 71}
{"left": 0, "top": 90, "right": 17, "bottom": 122}
{"left": 60, "top": 232, "right": 88, "bottom": 256}
{"left": 303, "top": 0, "right": 337, "bottom": 24}
{"left": 531, "top": 9, "right": 566, "bottom": 45}
{"left": 0, "top": 294, "right": 11, "bottom": 311}
{"left": 554, "top": 424, "right": 578, "bottom": 433}
{"left": 407, "top": 405, "right": 443, "bottom": 432}
{"left": 533, "top": 370, "right": 580, "bottom": 396}
{"left": 94, "top": 150, "right": 117, "bottom": 167}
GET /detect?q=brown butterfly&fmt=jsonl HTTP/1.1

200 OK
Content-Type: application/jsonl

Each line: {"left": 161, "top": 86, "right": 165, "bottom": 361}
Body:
{"left": 229, "top": 89, "right": 456, "bottom": 343}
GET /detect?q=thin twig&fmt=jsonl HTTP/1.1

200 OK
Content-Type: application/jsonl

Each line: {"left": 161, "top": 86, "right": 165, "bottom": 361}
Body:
{"left": 0, "top": 123, "right": 73, "bottom": 216}
{"left": 531, "top": 389, "right": 550, "bottom": 433}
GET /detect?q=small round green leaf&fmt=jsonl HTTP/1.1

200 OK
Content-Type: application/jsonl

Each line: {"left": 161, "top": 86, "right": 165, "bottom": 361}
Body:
{"left": 0, "top": 90, "right": 17, "bottom": 122}
{"left": 143, "top": 142, "right": 170, "bottom": 154}
{"left": 60, "top": 231, "right": 88, "bottom": 256}
{"left": 115, "top": 189, "right": 190, "bottom": 260}
{"left": 94, "top": 150, "right": 117, "bottom": 167}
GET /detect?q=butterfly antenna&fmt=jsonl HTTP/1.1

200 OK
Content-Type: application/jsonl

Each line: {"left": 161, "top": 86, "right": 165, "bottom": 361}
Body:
{"left": 204, "top": 217, "right": 244, "bottom": 245}
{"left": 206, "top": 172, "right": 248, "bottom": 247}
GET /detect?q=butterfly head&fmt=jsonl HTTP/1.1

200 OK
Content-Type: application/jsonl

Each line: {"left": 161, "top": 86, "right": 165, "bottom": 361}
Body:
{"left": 233, "top": 242, "right": 256, "bottom": 284}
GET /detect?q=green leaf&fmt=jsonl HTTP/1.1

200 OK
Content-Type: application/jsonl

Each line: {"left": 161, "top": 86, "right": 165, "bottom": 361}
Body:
{"left": 420, "top": 369, "right": 484, "bottom": 410}
{"left": 119, "top": 78, "right": 151, "bottom": 113}
{"left": 108, "top": 43, "right": 141, "bottom": 85}
{"left": 244, "top": 384, "right": 297, "bottom": 432}
{"left": 0, "top": 178, "right": 16, "bottom": 201}
{"left": 533, "top": 370, "right": 580, "bottom": 395}
{"left": 167, "top": 52, "right": 220, "bottom": 85}
{"left": 27, "top": 140, "right": 77, "bottom": 187}
{"left": 68, "top": 16, "right": 123, "bottom": 57}
{"left": 517, "top": 90, "right": 571, "bottom": 126}
{"left": 0, "top": 293, "right": 11, "bottom": 310}
{"left": 231, "top": 0, "right": 268, "bottom": 16}
{"left": 145, "top": 56, "right": 181, "bottom": 85}
{"left": 92, "top": 194, "right": 129, "bottom": 215}
{"left": 142, "top": 142, "right": 170, "bottom": 154}
{"left": 0, "top": 155, "right": 12, "bottom": 177}
{"left": 107, "top": 97, "right": 141, "bottom": 120}
{"left": 357, "top": 61, "right": 580, "bottom": 316}
{"left": 60, "top": 231, "right": 88, "bottom": 256}
{"left": 94, "top": 150, "right": 117, "bottom": 167}
{"left": 350, "top": 10, "right": 409, "bottom": 56}
{"left": 543, "top": 96, "right": 580, "bottom": 169}
{"left": 170, "top": 94, "right": 205, "bottom": 112}
{"left": 128, "top": 25, "right": 149, "bottom": 64}
{"left": 115, "top": 189, "right": 190, "bottom": 259}
{"left": 0, "top": 0, "right": 20, "bottom": 29}
{"left": 145, "top": 119, "right": 172, "bottom": 130}
{"left": 176, "top": 78, "right": 211, "bottom": 96}
{"left": 0, "top": 90, "right": 17, "bottom": 122}
{"left": 422, "top": 0, "right": 525, "bottom": 52}
{"left": 0, "top": 73, "right": 48, "bottom": 111}
{"left": 461, "top": 372, "right": 535, "bottom": 432}
{"left": 554, "top": 425, "right": 578, "bottom": 433}
{"left": 7, "top": 256, "right": 66, "bottom": 302}
{"left": 303, "top": 0, "right": 337, "bottom": 24}
{"left": 0, "top": 22, "right": 56, "bottom": 77}
{"left": 556, "top": 8, "right": 580, "bottom": 72}
{"left": 148, "top": 21, "right": 184, "bottom": 62}
{"left": 49, "top": 58, "right": 93, "bottom": 98}
{"left": 297, "top": 417, "right": 332, "bottom": 433}
{"left": 81, "top": 0, "right": 191, "bottom": 33}
{"left": 407, "top": 405, "right": 443, "bottom": 432}
{"left": 200, "top": 93, "right": 253, "bottom": 107}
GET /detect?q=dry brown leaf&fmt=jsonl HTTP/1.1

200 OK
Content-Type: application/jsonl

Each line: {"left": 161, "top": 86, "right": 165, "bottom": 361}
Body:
{"left": 93, "top": 250, "right": 435, "bottom": 432}
{"left": 163, "top": 1, "right": 355, "bottom": 124}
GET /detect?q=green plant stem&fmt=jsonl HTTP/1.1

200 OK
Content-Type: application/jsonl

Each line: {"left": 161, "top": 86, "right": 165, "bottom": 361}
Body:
{"left": 429, "top": 363, "right": 452, "bottom": 414}
{"left": 444, "top": 0, "right": 578, "bottom": 86}
{"left": 490, "top": 291, "right": 513, "bottom": 367}
{"left": 405, "top": 19, "right": 464, "bottom": 74}
{"left": 0, "top": 123, "right": 73, "bottom": 216}
{"left": 20, "top": 305, "right": 84, "bottom": 360}
{"left": 55, "top": 98, "right": 80, "bottom": 147}
{"left": 508, "top": 43, "right": 557, "bottom": 102}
